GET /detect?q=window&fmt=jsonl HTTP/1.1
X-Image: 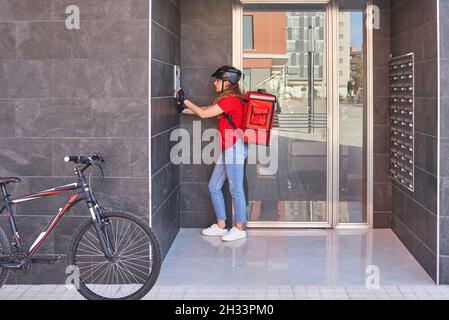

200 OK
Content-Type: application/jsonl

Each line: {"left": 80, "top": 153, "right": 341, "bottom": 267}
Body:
{"left": 288, "top": 16, "right": 299, "bottom": 27}
{"left": 243, "top": 68, "right": 251, "bottom": 92}
{"left": 338, "top": 0, "right": 368, "bottom": 224}
{"left": 289, "top": 53, "right": 297, "bottom": 65}
{"left": 292, "top": 28, "right": 300, "bottom": 40}
{"left": 243, "top": 15, "right": 254, "bottom": 50}
{"left": 287, "top": 40, "right": 296, "bottom": 51}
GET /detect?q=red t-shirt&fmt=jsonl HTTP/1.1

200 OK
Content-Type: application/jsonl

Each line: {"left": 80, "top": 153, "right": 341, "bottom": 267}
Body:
{"left": 217, "top": 96, "right": 244, "bottom": 150}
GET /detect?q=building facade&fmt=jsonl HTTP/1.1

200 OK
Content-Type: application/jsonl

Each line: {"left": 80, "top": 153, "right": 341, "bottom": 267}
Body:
{"left": 0, "top": 0, "right": 449, "bottom": 285}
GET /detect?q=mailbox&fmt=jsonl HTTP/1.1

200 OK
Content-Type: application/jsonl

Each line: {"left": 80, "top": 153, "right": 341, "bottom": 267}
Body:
{"left": 389, "top": 53, "right": 415, "bottom": 192}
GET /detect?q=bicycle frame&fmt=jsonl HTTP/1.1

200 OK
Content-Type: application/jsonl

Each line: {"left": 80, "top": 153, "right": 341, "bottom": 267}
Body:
{"left": 0, "top": 164, "right": 112, "bottom": 260}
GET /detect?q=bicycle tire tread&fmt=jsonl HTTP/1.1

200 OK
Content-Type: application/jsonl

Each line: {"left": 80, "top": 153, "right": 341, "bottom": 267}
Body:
{"left": 0, "top": 226, "right": 11, "bottom": 288}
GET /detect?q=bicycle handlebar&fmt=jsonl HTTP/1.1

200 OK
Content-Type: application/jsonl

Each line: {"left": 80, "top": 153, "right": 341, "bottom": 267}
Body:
{"left": 64, "top": 154, "right": 103, "bottom": 164}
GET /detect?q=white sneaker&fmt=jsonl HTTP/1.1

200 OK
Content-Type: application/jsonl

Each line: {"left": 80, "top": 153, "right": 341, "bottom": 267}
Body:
{"left": 202, "top": 224, "right": 228, "bottom": 237}
{"left": 222, "top": 227, "right": 247, "bottom": 242}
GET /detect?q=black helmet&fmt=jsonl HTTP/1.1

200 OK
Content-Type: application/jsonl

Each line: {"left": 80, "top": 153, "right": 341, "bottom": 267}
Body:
{"left": 211, "top": 66, "right": 242, "bottom": 84}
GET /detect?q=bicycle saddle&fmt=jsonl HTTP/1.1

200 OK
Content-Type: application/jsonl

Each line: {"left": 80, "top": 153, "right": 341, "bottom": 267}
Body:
{"left": 0, "top": 177, "right": 21, "bottom": 185}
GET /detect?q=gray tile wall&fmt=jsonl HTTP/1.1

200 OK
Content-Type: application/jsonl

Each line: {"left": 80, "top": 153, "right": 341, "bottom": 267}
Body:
{"left": 439, "top": 0, "right": 449, "bottom": 284}
{"left": 150, "top": 0, "right": 181, "bottom": 256}
{"left": 179, "top": 0, "right": 234, "bottom": 228}
{"left": 389, "top": 0, "right": 439, "bottom": 282}
{"left": 0, "top": 0, "right": 180, "bottom": 284}
{"left": 373, "top": 0, "right": 392, "bottom": 228}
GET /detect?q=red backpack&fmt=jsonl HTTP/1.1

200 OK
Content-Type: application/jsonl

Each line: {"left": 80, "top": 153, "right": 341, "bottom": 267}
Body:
{"left": 222, "top": 91, "right": 277, "bottom": 146}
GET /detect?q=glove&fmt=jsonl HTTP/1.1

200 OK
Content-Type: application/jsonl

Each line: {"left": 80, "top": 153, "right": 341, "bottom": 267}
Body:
{"left": 176, "top": 88, "right": 188, "bottom": 113}
{"left": 177, "top": 88, "right": 187, "bottom": 104}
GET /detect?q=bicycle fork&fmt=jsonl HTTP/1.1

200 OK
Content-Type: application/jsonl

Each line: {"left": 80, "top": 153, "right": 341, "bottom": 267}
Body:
{"left": 93, "top": 216, "right": 115, "bottom": 260}
{"left": 78, "top": 169, "right": 115, "bottom": 260}
{"left": 84, "top": 197, "right": 115, "bottom": 260}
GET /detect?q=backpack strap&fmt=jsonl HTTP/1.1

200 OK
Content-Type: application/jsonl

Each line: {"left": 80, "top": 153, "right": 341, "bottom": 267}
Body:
{"left": 222, "top": 99, "right": 245, "bottom": 140}
{"left": 222, "top": 112, "right": 237, "bottom": 130}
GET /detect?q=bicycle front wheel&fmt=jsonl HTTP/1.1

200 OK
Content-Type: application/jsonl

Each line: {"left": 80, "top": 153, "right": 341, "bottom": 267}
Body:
{"left": 68, "top": 210, "right": 162, "bottom": 300}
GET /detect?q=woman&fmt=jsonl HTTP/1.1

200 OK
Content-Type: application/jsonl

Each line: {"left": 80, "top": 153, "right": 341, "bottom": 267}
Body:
{"left": 178, "top": 66, "right": 248, "bottom": 242}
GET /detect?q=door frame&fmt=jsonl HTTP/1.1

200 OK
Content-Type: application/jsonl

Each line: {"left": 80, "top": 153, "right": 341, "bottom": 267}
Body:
{"left": 232, "top": 0, "right": 374, "bottom": 229}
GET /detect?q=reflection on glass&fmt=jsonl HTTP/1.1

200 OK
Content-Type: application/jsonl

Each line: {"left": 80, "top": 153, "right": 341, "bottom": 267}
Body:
{"left": 338, "top": 0, "right": 368, "bottom": 223}
{"left": 243, "top": 8, "right": 328, "bottom": 223}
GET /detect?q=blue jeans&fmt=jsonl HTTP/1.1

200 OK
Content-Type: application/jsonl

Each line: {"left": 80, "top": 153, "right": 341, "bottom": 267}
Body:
{"left": 208, "top": 139, "right": 248, "bottom": 225}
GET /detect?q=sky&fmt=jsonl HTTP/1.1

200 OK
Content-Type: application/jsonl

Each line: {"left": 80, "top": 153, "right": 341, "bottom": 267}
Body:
{"left": 350, "top": 12, "right": 364, "bottom": 50}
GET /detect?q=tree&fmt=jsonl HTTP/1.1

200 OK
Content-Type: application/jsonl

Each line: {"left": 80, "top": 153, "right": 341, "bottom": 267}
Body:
{"left": 353, "top": 60, "right": 364, "bottom": 92}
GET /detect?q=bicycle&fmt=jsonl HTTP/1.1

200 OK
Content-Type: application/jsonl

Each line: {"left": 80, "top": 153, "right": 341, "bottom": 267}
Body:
{"left": 0, "top": 154, "right": 161, "bottom": 300}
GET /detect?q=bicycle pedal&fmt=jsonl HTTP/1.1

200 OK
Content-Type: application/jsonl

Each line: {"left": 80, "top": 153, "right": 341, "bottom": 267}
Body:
{"left": 31, "top": 255, "right": 64, "bottom": 265}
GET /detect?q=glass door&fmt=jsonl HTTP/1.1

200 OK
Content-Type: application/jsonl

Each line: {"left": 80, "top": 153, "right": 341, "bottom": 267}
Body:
{"left": 242, "top": 3, "right": 331, "bottom": 227}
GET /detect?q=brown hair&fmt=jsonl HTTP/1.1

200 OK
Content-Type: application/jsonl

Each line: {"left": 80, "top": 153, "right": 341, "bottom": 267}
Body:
{"left": 213, "top": 82, "right": 243, "bottom": 105}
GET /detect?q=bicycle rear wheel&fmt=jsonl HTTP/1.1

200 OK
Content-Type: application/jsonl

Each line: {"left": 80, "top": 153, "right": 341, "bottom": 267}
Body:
{"left": 68, "top": 210, "right": 161, "bottom": 300}
{"left": 0, "top": 226, "right": 11, "bottom": 288}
